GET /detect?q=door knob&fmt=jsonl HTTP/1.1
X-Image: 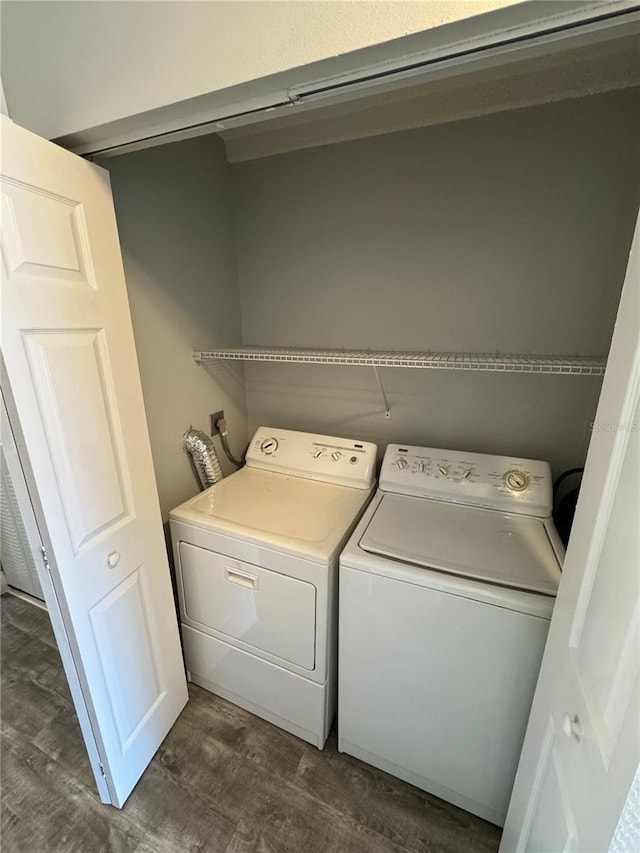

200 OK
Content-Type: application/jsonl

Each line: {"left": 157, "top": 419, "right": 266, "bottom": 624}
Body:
{"left": 562, "top": 713, "right": 582, "bottom": 742}
{"left": 107, "top": 551, "right": 121, "bottom": 568}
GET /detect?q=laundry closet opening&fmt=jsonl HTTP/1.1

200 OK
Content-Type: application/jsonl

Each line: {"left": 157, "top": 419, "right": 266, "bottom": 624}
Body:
{"left": 97, "top": 83, "right": 640, "bottom": 530}
{"left": 3, "top": 4, "right": 640, "bottom": 843}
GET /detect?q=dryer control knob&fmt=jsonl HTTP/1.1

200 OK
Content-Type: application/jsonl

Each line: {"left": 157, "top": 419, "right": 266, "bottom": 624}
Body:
{"left": 504, "top": 470, "right": 530, "bottom": 492}
{"left": 260, "top": 438, "right": 279, "bottom": 455}
{"left": 396, "top": 458, "right": 408, "bottom": 470}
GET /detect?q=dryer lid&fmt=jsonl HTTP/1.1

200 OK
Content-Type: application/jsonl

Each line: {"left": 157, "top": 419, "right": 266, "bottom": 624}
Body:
{"left": 171, "top": 466, "right": 372, "bottom": 563}
{"left": 359, "top": 494, "right": 561, "bottom": 595}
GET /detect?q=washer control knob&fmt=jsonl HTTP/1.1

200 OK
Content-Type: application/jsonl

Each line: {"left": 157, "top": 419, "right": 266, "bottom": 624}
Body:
{"left": 331, "top": 451, "right": 342, "bottom": 462}
{"left": 418, "top": 462, "right": 426, "bottom": 473}
{"left": 438, "top": 466, "right": 449, "bottom": 477}
{"left": 313, "top": 449, "right": 324, "bottom": 459}
{"left": 454, "top": 468, "right": 472, "bottom": 481}
{"left": 260, "top": 437, "right": 278, "bottom": 455}
{"left": 504, "top": 470, "right": 530, "bottom": 492}
{"left": 396, "top": 458, "right": 409, "bottom": 470}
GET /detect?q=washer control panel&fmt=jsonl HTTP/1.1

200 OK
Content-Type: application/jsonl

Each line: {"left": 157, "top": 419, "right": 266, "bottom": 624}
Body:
{"left": 380, "top": 444, "right": 552, "bottom": 516}
{"left": 247, "top": 427, "right": 377, "bottom": 489}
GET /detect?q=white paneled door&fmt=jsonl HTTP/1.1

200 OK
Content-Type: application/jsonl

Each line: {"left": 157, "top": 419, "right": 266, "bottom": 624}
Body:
{"left": 0, "top": 116, "right": 188, "bottom": 807}
{"left": 501, "top": 214, "right": 640, "bottom": 851}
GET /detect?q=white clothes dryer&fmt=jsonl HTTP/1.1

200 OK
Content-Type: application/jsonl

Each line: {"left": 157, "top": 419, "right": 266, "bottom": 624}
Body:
{"left": 338, "top": 443, "right": 564, "bottom": 826}
{"left": 170, "top": 427, "right": 376, "bottom": 748}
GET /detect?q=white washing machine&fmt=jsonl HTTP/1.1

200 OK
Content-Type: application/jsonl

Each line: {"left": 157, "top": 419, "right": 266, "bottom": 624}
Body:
{"left": 170, "top": 427, "right": 376, "bottom": 748}
{"left": 338, "top": 443, "right": 564, "bottom": 826}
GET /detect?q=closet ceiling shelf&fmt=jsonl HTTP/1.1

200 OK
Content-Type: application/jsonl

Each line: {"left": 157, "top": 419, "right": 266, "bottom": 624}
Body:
{"left": 192, "top": 348, "right": 607, "bottom": 376}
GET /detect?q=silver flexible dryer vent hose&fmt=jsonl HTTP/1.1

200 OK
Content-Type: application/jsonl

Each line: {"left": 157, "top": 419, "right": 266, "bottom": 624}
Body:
{"left": 182, "top": 427, "right": 224, "bottom": 491}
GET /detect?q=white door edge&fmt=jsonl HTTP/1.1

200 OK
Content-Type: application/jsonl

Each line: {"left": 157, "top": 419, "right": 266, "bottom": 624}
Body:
{"left": 1, "top": 376, "right": 114, "bottom": 805}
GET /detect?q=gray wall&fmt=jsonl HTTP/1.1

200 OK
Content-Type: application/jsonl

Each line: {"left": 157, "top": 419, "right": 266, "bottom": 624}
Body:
{"left": 103, "top": 135, "right": 247, "bottom": 522}
{"left": 232, "top": 89, "right": 640, "bottom": 477}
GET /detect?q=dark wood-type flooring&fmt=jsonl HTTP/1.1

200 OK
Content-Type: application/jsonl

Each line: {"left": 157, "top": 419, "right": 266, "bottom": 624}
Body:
{"left": 1, "top": 592, "right": 502, "bottom": 853}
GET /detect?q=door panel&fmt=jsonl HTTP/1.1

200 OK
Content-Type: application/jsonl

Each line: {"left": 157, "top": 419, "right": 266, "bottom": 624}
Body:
{"left": 23, "top": 328, "right": 133, "bottom": 550}
{"left": 90, "top": 566, "right": 166, "bottom": 750}
{"left": 1, "top": 115, "right": 188, "bottom": 806}
{"left": 525, "top": 721, "right": 577, "bottom": 852}
{"left": 1, "top": 181, "right": 96, "bottom": 286}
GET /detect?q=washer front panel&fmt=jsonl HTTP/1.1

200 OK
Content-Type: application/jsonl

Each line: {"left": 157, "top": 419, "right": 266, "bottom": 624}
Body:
{"left": 338, "top": 562, "right": 551, "bottom": 825}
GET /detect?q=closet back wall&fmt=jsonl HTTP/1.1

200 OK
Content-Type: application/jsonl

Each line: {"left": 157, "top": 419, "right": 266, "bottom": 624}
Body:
{"left": 232, "top": 88, "right": 640, "bottom": 475}
{"left": 103, "top": 135, "right": 247, "bottom": 522}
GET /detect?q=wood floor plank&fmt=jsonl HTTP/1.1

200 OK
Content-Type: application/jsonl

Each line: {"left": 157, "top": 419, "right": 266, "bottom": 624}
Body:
{"left": 0, "top": 663, "right": 71, "bottom": 742}
{"left": 161, "top": 695, "right": 429, "bottom": 853}
{"left": 1, "top": 724, "right": 143, "bottom": 853}
{"left": 222, "top": 771, "right": 410, "bottom": 853}
{"left": 0, "top": 594, "right": 57, "bottom": 650}
{"left": 0, "top": 620, "right": 64, "bottom": 688}
{"left": 293, "top": 730, "right": 502, "bottom": 853}
{"left": 121, "top": 760, "right": 238, "bottom": 853}
{"left": 32, "top": 707, "right": 96, "bottom": 791}
{"left": 153, "top": 695, "right": 413, "bottom": 853}
{"left": 181, "top": 684, "right": 307, "bottom": 781}
{"left": 152, "top": 706, "right": 278, "bottom": 824}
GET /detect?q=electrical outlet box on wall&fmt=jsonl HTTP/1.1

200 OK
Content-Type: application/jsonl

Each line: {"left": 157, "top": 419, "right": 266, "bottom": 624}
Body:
{"left": 210, "top": 411, "right": 224, "bottom": 436}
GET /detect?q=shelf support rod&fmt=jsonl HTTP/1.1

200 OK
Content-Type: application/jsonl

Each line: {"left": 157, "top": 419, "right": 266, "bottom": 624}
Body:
{"left": 373, "top": 366, "right": 391, "bottom": 418}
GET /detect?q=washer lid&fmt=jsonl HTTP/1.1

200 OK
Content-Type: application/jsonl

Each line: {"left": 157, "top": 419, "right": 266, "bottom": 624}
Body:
{"left": 170, "top": 466, "right": 372, "bottom": 562}
{"left": 359, "top": 494, "right": 561, "bottom": 595}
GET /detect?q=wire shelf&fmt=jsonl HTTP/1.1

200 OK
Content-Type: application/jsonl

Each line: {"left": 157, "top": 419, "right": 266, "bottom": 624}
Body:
{"left": 193, "top": 347, "right": 606, "bottom": 376}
